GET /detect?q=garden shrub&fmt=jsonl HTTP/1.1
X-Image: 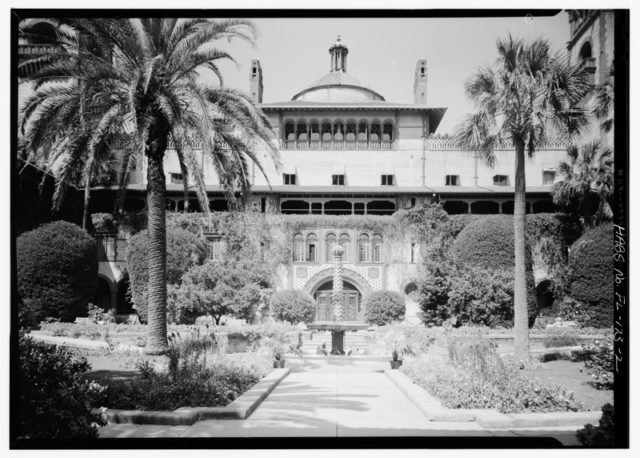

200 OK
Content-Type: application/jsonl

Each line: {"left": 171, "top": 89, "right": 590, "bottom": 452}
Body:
{"left": 90, "top": 212, "right": 117, "bottom": 233}
{"left": 363, "top": 291, "right": 406, "bottom": 326}
{"left": 568, "top": 224, "right": 613, "bottom": 328}
{"left": 16, "top": 336, "right": 106, "bottom": 441}
{"left": 171, "top": 258, "right": 272, "bottom": 325}
{"left": 577, "top": 403, "right": 615, "bottom": 446}
{"left": 92, "top": 333, "right": 267, "bottom": 410}
{"left": 419, "top": 262, "right": 536, "bottom": 328}
{"left": 542, "top": 335, "right": 579, "bottom": 348}
{"left": 17, "top": 221, "right": 98, "bottom": 323}
{"left": 126, "top": 227, "right": 206, "bottom": 322}
{"left": 270, "top": 290, "right": 316, "bottom": 324}
{"left": 572, "top": 337, "right": 613, "bottom": 390}
{"left": 450, "top": 215, "right": 538, "bottom": 326}
{"left": 402, "top": 338, "right": 584, "bottom": 413}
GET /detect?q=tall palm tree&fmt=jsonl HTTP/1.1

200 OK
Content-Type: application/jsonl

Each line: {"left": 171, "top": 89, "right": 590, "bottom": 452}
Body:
{"left": 19, "top": 18, "right": 280, "bottom": 353}
{"left": 592, "top": 63, "right": 614, "bottom": 134}
{"left": 455, "top": 35, "right": 590, "bottom": 361}
{"left": 553, "top": 140, "right": 613, "bottom": 227}
{"left": 19, "top": 19, "right": 122, "bottom": 230}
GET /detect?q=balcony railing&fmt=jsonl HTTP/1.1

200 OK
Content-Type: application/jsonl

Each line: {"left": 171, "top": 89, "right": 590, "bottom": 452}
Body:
{"left": 280, "top": 139, "right": 394, "bottom": 150}
{"left": 18, "top": 44, "right": 60, "bottom": 56}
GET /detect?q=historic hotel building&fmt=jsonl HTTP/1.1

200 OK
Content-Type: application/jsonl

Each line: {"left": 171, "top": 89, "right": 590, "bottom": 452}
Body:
{"left": 88, "top": 35, "right": 581, "bottom": 321}
{"left": 21, "top": 17, "right": 614, "bottom": 322}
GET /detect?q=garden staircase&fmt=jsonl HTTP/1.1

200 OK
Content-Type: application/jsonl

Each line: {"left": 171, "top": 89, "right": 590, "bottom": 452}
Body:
{"left": 299, "top": 329, "right": 379, "bottom": 355}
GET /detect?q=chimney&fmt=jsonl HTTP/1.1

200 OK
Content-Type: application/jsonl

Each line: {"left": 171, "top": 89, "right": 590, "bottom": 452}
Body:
{"left": 413, "top": 59, "right": 428, "bottom": 105}
{"left": 249, "top": 59, "right": 263, "bottom": 103}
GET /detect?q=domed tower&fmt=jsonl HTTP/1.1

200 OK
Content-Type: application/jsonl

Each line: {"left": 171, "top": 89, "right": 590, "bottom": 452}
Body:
{"left": 291, "top": 35, "right": 385, "bottom": 103}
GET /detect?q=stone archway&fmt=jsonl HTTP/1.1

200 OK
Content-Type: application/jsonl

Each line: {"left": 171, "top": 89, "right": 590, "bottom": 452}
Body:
{"left": 303, "top": 267, "right": 373, "bottom": 297}
{"left": 303, "top": 267, "right": 373, "bottom": 322}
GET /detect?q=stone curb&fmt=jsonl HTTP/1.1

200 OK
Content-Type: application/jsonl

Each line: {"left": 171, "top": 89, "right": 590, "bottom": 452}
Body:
{"left": 99, "top": 368, "right": 290, "bottom": 425}
{"left": 385, "top": 369, "right": 602, "bottom": 428}
{"left": 507, "top": 411, "right": 602, "bottom": 428}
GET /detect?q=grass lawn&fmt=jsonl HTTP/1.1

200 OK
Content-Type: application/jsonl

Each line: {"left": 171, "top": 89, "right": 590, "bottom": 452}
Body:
{"left": 524, "top": 360, "right": 613, "bottom": 411}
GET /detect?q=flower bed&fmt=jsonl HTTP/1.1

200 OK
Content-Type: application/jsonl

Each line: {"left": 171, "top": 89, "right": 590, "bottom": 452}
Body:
{"left": 90, "top": 333, "right": 272, "bottom": 411}
{"left": 37, "top": 321, "right": 300, "bottom": 350}
{"left": 401, "top": 338, "right": 585, "bottom": 414}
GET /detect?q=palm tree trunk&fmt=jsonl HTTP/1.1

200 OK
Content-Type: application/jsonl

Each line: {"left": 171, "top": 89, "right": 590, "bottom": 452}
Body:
{"left": 82, "top": 176, "right": 91, "bottom": 231}
{"left": 513, "top": 139, "right": 530, "bottom": 362}
{"left": 145, "top": 144, "right": 169, "bottom": 354}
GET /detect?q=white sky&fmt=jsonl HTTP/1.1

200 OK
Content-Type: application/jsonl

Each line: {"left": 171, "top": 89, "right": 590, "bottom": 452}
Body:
{"left": 214, "top": 13, "right": 570, "bottom": 133}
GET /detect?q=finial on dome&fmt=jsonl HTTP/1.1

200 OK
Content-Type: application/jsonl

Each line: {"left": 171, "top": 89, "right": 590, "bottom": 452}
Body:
{"left": 329, "top": 34, "right": 348, "bottom": 73}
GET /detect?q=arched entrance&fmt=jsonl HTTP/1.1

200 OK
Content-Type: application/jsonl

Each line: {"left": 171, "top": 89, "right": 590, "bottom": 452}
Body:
{"left": 313, "top": 280, "right": 363, "bottom": 322}
{"left": 93, "top": 277, "right": 113, "bottom": 311}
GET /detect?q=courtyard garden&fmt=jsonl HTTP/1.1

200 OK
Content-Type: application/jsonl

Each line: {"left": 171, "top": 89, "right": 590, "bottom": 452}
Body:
{"left": 15, "top": 202, "right": 615, "bottom": 442}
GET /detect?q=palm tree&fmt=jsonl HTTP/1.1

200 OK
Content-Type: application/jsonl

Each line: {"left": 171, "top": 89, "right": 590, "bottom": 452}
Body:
{"left": 19, "top": 18, "right": 280, "bottom": 353}
{"left": 19, "top": 19, "right": 122, "bottom": 230}
{"left": 553, "top": 140, "right": 613, "bottom": 227}
{"left": 454, "top": 35, "right": 590, "bottom": 361}
{"left": 592, "top": 64, "right": 614, "bottom": 134}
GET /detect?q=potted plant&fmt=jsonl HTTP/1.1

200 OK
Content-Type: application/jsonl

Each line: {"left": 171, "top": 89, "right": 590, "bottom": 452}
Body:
{"left": 272, "top": 342, "right": 286, "bottom": 368}
{"left": 390, "top": 348, "right": 403, "bottom": 369}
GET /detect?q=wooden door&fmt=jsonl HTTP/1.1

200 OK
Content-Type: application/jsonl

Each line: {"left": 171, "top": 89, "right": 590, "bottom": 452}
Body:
{"left": 316, "top": 292, "right": 329, "bottom": 321}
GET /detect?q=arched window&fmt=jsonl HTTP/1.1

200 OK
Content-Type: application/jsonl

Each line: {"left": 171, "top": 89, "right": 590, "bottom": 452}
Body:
{"left": 370, "top": 123, "right": 381, "bottom": 142}
{"left": 325, "top": 232, "right": 337, "bottom": 262}
{"left": 358, "top": 233, "right": 371, "bottom": 263}
{"left": 339, "top": 233, "right": 351, "bottom": 263}
{"left": 579, "top": 41, "right": 592, "bottom": 61}
{"left": 333, "top": 122, "right": 344, "bottom": 142}
{"left": 321, "top": 122, "right": 332, "bottom": 142}
{"left": 373, "top": 234, "right": 383, "bottom": 263}
{"left": 382, "top": 122, "right": 393, "bottom": 142}
{"left": 345, "top": 122, "right": 357, "bottom": 142}
{"left": 310, "top": 121, "right": 320, "bottom": 141}
{"left": 284, "top": 122, "right": 295, "bottom": 141}
{"left": 296, "top": 122, "right": 308, "bottom": 142}
{"left": 357, "top": 122, "right": 368, "bottom": 142}
{"left": 306, "top": 233, "right": 318, "bottom": 262}
{"left": 293, "top": 233, "right": 305, "bottom": 262}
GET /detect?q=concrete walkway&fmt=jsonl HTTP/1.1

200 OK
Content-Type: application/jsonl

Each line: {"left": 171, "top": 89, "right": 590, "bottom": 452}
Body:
{"left": 99, "top": 358, "right": 581, "bottom": 444}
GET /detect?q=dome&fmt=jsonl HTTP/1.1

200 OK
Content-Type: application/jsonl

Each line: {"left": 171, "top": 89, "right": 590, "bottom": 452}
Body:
{"left": 292, "top": 72, "right": 385, "bottom": 103}
{"left": 290, "top": 35, "right": 385, "bottom": 103}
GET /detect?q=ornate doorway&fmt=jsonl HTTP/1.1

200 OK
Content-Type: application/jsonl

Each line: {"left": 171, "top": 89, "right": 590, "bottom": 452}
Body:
{"left": 313, "top": 280, "right": 363, "bottom": 322}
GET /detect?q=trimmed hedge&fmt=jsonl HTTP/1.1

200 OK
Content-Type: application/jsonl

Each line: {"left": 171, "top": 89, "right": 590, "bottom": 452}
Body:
{"left": 450, "top": 215, "right": 538, "bottom": 326}
{"left": 126, "top": 227, "right": 206, "bottom": 322}
{"left": 568, "top": 224, "right": 613, "bottom": 327}
{"left": 270, "top": 289, "right": 316, "bottom": 324}
{"left": 16, "top": 221, "right": 98, "bottom": 323}
{"left": 363, "top": 290, "right": 406, "bottom": 325}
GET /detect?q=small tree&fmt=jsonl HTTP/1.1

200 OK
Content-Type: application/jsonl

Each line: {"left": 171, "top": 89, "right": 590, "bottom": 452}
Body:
{"left": 174, "top": 259, "right": 272, "bottom": 325}
{"left": 17, "top": 221, "right": 98, "bottom": 323}
{"left": 364, "top": 291, "right": 406, "bottom": 326}
{"left": 270, "top": 290, "right": 316, "bottom": 324}
{"left": 126, "top": 227, "right": 206, "bottom": 322}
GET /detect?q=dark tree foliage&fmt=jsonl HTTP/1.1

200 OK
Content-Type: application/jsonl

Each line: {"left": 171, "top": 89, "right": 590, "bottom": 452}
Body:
{"left": 577, "top": 403, "right": 615, "bottom": 447}
{"left": 363, "top": 291, "right": 406, "bottom": 326}
{"left": 270, "top": 289, "right": 316, "bottom": 324}
{"left": 450, "top": 215, "right": 538, "bottom": 326}
{"left": 568, "top": 223, "right": 613, "bottom": 327}
{"left": 16, "top": 336, "right": 106, "bottom": 441}
{"left": 126, "top": 227, "right": 206, "bottom": 322}
{"left": 17, "top": 220, "right": 98, "bottom": 323}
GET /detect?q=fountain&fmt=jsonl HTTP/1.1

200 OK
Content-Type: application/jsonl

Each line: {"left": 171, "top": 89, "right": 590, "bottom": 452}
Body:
{"left": 308, "top": 244, "right": 368, "bottom": 355}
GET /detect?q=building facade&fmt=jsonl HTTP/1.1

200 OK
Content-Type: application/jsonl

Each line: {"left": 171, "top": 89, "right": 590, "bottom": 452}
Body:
{"left": 20, "top": 20, "right": 604, "bottom": 323}
{"left": 90, "top": 35, "right": 580, "bottom": 323}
